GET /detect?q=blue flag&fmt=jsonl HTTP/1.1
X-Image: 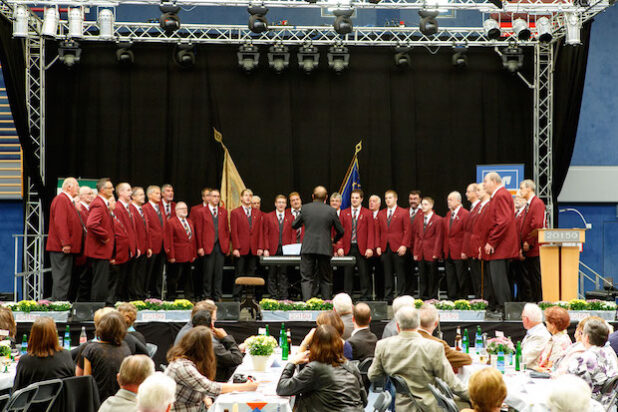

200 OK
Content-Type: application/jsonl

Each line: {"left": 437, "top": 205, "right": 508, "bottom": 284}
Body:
{"left": 339, "top": 141, "right": 362, "bottom": 210}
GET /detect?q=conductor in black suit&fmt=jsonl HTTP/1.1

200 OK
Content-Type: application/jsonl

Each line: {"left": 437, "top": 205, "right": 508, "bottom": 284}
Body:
{"left": 292, "top": 186, "right": 344, "bottom": 300}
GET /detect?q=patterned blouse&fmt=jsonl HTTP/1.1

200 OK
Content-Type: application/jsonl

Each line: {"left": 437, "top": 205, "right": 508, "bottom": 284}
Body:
{"left": 566, "top": 345, "right": 618, "bottom": 406}
{"left": 537, "top": 330, "right": 572, "bottom": 369}
{"left": 165, "top": 358, "right": 222, "bottom": 412}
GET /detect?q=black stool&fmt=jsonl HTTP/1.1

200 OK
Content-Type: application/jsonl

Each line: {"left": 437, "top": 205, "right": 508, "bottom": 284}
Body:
{"left": 235, "top": 277, "right": 265, "bottom": 320}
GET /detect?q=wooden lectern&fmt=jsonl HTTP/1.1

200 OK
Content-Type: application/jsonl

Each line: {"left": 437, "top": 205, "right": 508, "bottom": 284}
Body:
{"left": 537, "top": 229, "right": 586, "bottom": 301}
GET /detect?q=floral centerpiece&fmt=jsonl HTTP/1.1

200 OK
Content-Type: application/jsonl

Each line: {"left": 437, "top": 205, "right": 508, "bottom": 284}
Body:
{"left": 5, "top": 300, "right": 72, "bottom": 312}
{"left": 414, "top": 299, "right": 424, "bottom": 309}
{"left": 244, "top": 335, "right": 278, "bottom": 371}
{"left": 121, "top": 299, "right": 194, "bottom": 311}
{"left": 259, "top": 298, "right": 333, "bottom": 311}
{"left": 538, "top": 299, "right": 616, "bottom": 311}
{"left": 486, "top": 336, "right": 515, "bottom": 355}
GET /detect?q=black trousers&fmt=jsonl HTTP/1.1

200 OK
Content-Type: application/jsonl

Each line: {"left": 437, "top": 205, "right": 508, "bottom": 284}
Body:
{"left": 368, "top": 256, "right": 384, "bottom": 300}
{"left": 267, "top": 246, "right": 288, "bottom": 300}
{"left": 75, "top": 260, "right": 92, "bottom": 301}
{"left": 131, "top": 254, "right": 148, "bottom": 300}
{"left": 146, "top": 252, "right": 165, "bottom": 298}
{"left": 89, "top": 258, "right": 110, "bottom": 302}
{"left": 468, "top": 258, "right": 482, "bottom": 299}
{"left": 381, "top": 248, "right": 406, "bottom": 302}
{"left": 50, "top": 252, "right": 74, "bottom": 301}
{"left": 445, "top": 256, "right": 468, "bottom": 299}
{"left": 488, "top": 259, "right": 512, "bottom": 309}
{"left": 111, "top": 260, "right": 132, "bottom": 303}
{"left": 300, "top": 253, "right": 333, "bottom": 300}
{"left": 403, "top": 254, "right": 418, "bottom": 297}
{"left": 525, "top": 256, "right": 542, "bottom": 303}
{"left": 233, "top": 253, "right": 258, "bottom": 300}
{"left": 509, "top": 259, "right": 528, "bottom": 301}
{"left": 203, "top": 243, "right": 224, "bottom": 301}
{"left": 419, "top": 259, "right": 440, "bottom": 300}
{"left": 345, "top": 244, "right": 370, "bottom": 300}
{"left": 167, "top": 261, "right": 192, "bottom": 300}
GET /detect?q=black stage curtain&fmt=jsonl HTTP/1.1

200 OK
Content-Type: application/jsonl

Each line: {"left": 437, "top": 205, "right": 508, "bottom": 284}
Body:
{"left": 43, "top": 43, "right": 536, "bottom": 215}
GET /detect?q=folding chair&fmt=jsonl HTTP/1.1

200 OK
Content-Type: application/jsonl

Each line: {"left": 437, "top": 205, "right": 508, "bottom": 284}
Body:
{"left": 0, "top": 394, "right": 10, "bottom": 411}
{"left": 428, "top": 384, "right": 458, "bottom": 412}
{"left": 601, "top": 375, "right": 618, "bottom": 412}
{"left": 26, "top": 379, "right": 64, "bottom": 412}
{"left": 4, "top": 385, "right": 38, "bottom": 412}
{"left": 434, "top": 377, "right": 454, "bottom": 399}
{"left": 389, "top": 375, "right": 425, "bottom": 412}
{"left": 146, "top": 343, "right": 158, "bottom": 358}
{"left": 372, "top": 391, "right": 392, "bottom": 412}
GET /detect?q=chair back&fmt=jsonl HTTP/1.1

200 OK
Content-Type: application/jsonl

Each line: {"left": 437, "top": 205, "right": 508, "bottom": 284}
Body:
{"left": 27, "top": 379, "right": 64, "bottom": 412}
{"left": 434, "top": 377, "right": 454, "bottom": 399}
{"left": 388, "top": 375, "right": 425, "bottom": 412}
{"left": 372, "top": 391, "right": 392, "bottom": 412}
{"left": 0, "top": 394, "right": 10, "bottom": 411}
{"left": 146, "top": 343, "right": 158, "bottom": 358}
{"left": 5, "top": 385, "right": 38, "bottom": 412}
{"left": 428, "top": 384, "right": 458, "bottom": 412}
{"left": 602, "top": 375, "right": 618, "bottom": 412}
{"left": 49, "top": 375, "right": 100, "bottom": 412}
{"left": 358, "top": 357, "right": 374, "bottom": 374}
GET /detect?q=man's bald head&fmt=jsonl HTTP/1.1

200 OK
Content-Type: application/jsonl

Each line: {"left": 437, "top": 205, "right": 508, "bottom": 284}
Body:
{"left": 353, "top": 303, "right": 372, "bottom": 327}
{"left": 62, "top": 177, "right": 79, "bottom": 197}
{"left": 313, "top": 186, "right": 328, "bottom": 202}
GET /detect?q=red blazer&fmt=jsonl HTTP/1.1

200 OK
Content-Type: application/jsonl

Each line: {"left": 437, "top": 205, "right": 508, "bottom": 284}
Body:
{"left": 406, "top": 208, "right": 422, "bottom": 250}
{"left": 286, "top": 208, "right": 305, "bottom": 243}
{"left": 112, "top": 213, "right": 132, "bottom": 265}
{"left": 413, "top": 213, "right": 443, "bottom": 261}
{"left": 195, "top": 206, "right": 230, "bottom": 255}
{"left": 472, "top": 202, "right": 491, "bottom": 259}
{"left": 231, "top": 206, "right": 262, "bottom": 255}
{"left": 339, "top": 207, "right": 375, "bottom": 255}
{"left": 143, "top": 202, "right": 166, "bottom": 254}
{"left": 164, "top": 216, "right": 197, "bottom": 263}
{"left": 46, "top": 193, "right": 83, "bottom": 253}
{"left": 190, "top": 203, "right": 207, "bottom": 220}
{"left": 84, "top": 196, "right": 114, "bottom": 260}
{"left": 376, "top": 206, "right": 411, "bottom": 253}
{"left": 481, "top": 187, "right": 520, "bottom": 261}
{"left": 520, "top": 196, "right": 546, "bottom": 258}
{"left": 115, "top": 201, "right": 138, "bottom": 256}
{"left": 372, "top": 211, "right": 380, "bottom": 251}
{"left": 443, "top": 207, "right": 470, "bottom": 260}
{"left": 159, "top": 200, "right": 176, "bottom": 220}
{"left": 131, "top": 204, "right": 151, "bottom": 254}
{"left": 260, "top": 210, "right": 294, "bottom": 255}
{"left": 462, "top": 202, "right": 481, "bottom": 259}
{"left": 515, "top": 209, "right": 525, "bottom": 235}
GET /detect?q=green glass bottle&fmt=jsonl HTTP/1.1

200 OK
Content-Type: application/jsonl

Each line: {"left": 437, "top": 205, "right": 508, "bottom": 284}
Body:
{"left": 497, "top": 344, "right": 505, "bottom": 374}
{"left": 281, "top": 329, "right": 289, "bottom": 361}
{"left": 20, "top": 334, "right": 27, "bottom": 355}
{"left": 463, "top": 329, "right": 470, "bottom": 354}
{"left": 515, "top": 341, "right": 522, "bottom": 371}
{"left": 264, "top": 324, "right": 270, "bottom": 336}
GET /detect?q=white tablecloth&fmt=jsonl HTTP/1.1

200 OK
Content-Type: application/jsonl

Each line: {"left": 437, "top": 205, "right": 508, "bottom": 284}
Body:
{"left": 0, "top": 363, "right": 16, "bottom": 391}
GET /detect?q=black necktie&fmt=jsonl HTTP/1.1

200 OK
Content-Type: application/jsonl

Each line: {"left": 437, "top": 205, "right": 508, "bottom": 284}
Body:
{"left": 424, "top": 216, "right": 429, "bottom": 231}
{"left": 154, "top": 204, "right": 163, "bottom": 226}
{"left": 387, "top": 209, "right": 393, "bottom": 227}
{"left": 246, "top": 207, "right": 252, "bottom": 229}
{"left": 352, "top": 209, "right": 358, "bottom": 243}
{"left": 294, "top": 210, "right": 301, "bottom": 242}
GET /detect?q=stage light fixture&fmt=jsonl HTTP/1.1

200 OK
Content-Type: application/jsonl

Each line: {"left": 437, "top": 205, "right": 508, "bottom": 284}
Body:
{"left": 248, "top": 6, "right": 269, "bottom": 34}
{"left": 174, "top": 44, "right": 196, "bottom": 68}
{"left": 116, "top": 43, "right": 134, "bottom": 65}
{"left": 268, "top": 43, "right": 289, "bottom": 73}
{"left": 452, "top": 47, "right": 468, "bottom": 69}
{"left": 58, "top": 40, "right": 81, "bottom": 67}
{"left": 297, "top": 43, "right": 319, "bottom": 74}
{"left": 512, "top": 18, "right": 531, "bottom": 41}
{"left": 68, "top": 8, "right": 84, "bottom": 38}
{"left": 237, "top": 43, "right": 260, "bottom": 72}
{"left": 418, "top": 10, "right": 439, "bottom": 36}
{"left": 327, "top": 44, "right": 349, "bottom": 74}
{"left": 393, "top": 46, "right": 411, "bottom": 69}
{"left": 565, "top": 12, "right": 581, "bottom": 45}
{"left": 501, "top": 43, "right": 523, "bottom": 73}
{"left": 98, "top": 9, "right": 115, "bottom": 40}
{"left": 41, "top": 7, "right": 59, "bottom": 38}
{"left": 535, "top": 17, "right": 552, "bottom": 43}
{"left": 483, "top": 18, "right": 501, "bottom": 40}
{"left": 159, "top": 4, "right": 181, "bottom": 33}
{"left": 333, "top": 9, "right": 354, "bottom": 35}
{"left": 12, "top": 5, "right": 28, "bottom": 38}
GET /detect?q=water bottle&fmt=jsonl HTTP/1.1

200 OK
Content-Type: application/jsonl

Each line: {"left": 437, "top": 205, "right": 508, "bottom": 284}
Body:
{"left": 475, "top": 325, "right": 483, "bottom": 353}
{"left": 79, "top": 326, "right": 87, "bottom": 345}
{"left": 497, "top": 344, "right": 505, "bottom": 374}
{"left": 20, "top": 334, "right": 27, "bottom": 356}
{"left": 279, "top": 323, "right": 285, "bottom": 347}
{"left": 463, "top": 329, "right": 470, "bottom": 354}
{"left": 63, "top": 325, "right": 71, "bottom": 350}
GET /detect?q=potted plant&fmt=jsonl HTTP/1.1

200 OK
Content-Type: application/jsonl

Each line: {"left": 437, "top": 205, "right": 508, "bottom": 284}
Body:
{"left": 7, "top": 300, "right": 72, "bottom": 322}
{"left": 486, "top": 336, "right": 515, "bottom": 355}
{"left": 244, "top": 335, "right": 278, "bottom": 372}
{"left": 259, "top": 298, "right": 333, "bottom": 321}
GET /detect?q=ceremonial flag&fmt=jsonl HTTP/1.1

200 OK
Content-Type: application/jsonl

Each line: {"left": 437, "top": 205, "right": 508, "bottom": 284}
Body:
{"left": 214, "top": 128, "right": 246, "bottom": 213}
{"left": 338, "top": 140, "right": 362, "bottom": 210}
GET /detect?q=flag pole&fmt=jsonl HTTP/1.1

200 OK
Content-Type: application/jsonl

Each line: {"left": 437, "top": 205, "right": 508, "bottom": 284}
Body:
{"left": 338, "top": 140, "right": 362, "bottom": 194}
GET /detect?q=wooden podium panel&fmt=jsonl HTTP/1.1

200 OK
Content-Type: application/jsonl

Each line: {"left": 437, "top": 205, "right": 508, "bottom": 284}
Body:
{"left": 538, "top": 229, "right": 585, "bottom": 302}
{"left": 540, "top": 246, "right": 560, "bottom": 302}
{"left": 561, "top": 247, "right": 581, "bottom": 300}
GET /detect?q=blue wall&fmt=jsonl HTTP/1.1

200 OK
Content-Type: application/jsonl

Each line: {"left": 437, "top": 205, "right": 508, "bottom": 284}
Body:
{"left": 0, "top": 201, "right": 22, "bottom": 294}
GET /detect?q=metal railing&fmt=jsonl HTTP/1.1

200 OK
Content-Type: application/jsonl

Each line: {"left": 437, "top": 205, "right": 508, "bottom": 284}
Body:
{"left": 579, "top": 261, "right": 611, "bottom": 299}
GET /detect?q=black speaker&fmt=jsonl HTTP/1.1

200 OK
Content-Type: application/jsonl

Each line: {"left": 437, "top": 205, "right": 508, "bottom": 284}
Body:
{"left": 360, "top": 301, "right": 388, "bottom": 321}
{"left": 215, "top": 302, "right": 240, "bottom": 321}
{"left": 71, "top": 302, "right": 106, "bottom": 322}
{"left": 504, "top": 302, "right": 527, "bottom": 321}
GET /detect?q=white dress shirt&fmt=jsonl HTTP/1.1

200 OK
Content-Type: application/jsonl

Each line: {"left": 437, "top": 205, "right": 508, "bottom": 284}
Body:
{"left": 522, "top": 322, "right": 551, "bottom": 368}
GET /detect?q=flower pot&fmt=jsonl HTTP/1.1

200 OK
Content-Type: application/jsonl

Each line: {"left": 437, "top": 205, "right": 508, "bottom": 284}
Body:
{"left": 13, "top": 311, "right": 70, "bottom": 323}
{"left": 438, "top": 310, "right": 486, "bottom": 321}
{"left": 135, "top": 310, "right": 191, "bottom": 322}
{"left": 250, "top": 355, "right": 271, "bottom": 372}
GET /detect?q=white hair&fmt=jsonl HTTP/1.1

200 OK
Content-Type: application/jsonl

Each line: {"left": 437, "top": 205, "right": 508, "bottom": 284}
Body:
{"left": 392, "top": 295, "right": 415, "bottom": 316}
{"left": 137, "top": 372, "right": 176, "bottom": 412}
{"left": 547, "top": 375, "right": 591, "bottom": 412}
{"left": 395, "top": 306, "right": 419, "bottom": 330}
{"left": 521, "top": 179, "right": 536, "bottom": 192}
{"left": 332, "top": 293, "right": 353, "bottom": 315}
{"left": 485, "top": 172, "right": 502, "bottom": 184}
{"left": 448, "top": 191, "right": 462, "bottom": 203}
{"left": 522, "top": 303, "right": 543, "bottom": 323}
{"left": 419, "top": 303, "right": 439, "bottom": 328}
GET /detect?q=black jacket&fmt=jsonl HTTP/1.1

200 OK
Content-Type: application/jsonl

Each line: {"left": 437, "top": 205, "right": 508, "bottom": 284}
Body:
{"left": 213, "top": 335, "right": 243, "bottom": 382}
{"left": 276, "top": 361, "right": 367, "bottom": 412}
{"left": 292, "top": 201, "right": 344, "bottom": 256}
{"left": 347, "top": 328, "right": 378, "bottom": 362}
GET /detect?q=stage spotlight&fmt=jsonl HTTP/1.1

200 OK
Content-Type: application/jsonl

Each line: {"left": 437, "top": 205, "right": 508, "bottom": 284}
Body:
{"left": 565, "top": 12, "right": 581, "bottom": 45}
{"left": 297, "top": 43, "right": 319, "bottom": 74}
{"left": 12, "top": 5, "right": 28, "bottom": 38}
{"left": 174, "top": 44, "right": 195, "bottom": 68}
{"left": 68, "top": 8, "right": 83, "bottom": 38}
{"left": 248, "top": 6, "right": 269, "bottom": 34}
{"left": 452, "top": 47, "right": 468, "bottom": 69}
{"left": 159, "top": 4, "right": 181, "bottom": 33}
{"left": 58, "top": 40, "right": 81, "bottom": 67}
{"left": 501, "top": 43, "right": 523, "bottom": 73}
{"left": 116, "top": 43, "right": 134, "bottom": 65}
{"left": 268, "top": 43, "right": 289, "bottom": 73}
{"left": 333, "top": 9, "right": 354, "bottom": 35}
{"left": 41, "top": 7, "right": 59, "bottom": 38}
{"left": 535, "top": 17, "right": 552, "bottom": 43}
{"left": 418, "top": 10, "right": 439, "bottom": 36}
{"left": 327, "top": 44, "right": 349, "bottom": 74}
{"left": 483, "top": 18, "right": 501, "bottom": 40}
{"left": 393, "top": 46, "right": 411, "bottom": 69}
{"left": 98, "top": 9, "right": 115, "bottom": 40}
{"left": 237, "top": 43, "right": 260, "bottom": 72}
{"left": 512, "top": 18, "right": 531, "bottom": 41}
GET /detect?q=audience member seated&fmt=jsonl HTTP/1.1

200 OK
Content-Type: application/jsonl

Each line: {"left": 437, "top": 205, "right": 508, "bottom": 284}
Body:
{"left": 346, "top": 303, "right": 377, "bottom": 362}
{"left": 117, "top": 303, "right": 146, "bottom": 345}
{"left": 0, "top": 306, "right": 16, "bottom": 346}
{"left": 382, "top": 295, "right": 415, "bottom": 339}
{"left": 137, "top": 372, "right": 177, "bottom": 412}
{"left": 567, "top": 317, "right": 618, "bottom": 407}
{"left": 521, "top": 303, "right": 550, "bottom": 369}
{"left": 333, "top": 293, "right": 354, "bottom": 340}
{"left": 368, "top": 306, "right": 469, "bottom": 411}
{"left": 13, "top": 317, "right": 75, "bottom": 391}
{"left": 461, "top": 367, "right": 506, "bottom": 412}
{"left": 553, "top": 316, "right": 595, "bottom": 376}
{"left": 165, "top": 326, "right": 257, "bottom": 412}
{"left": 418, "top": 303, "right": 472, "bottom": 370}
{"left": 83, "top": 312, "right": 132, "bottom": 402}
{"left": 546, "top": 375, "right": 605, "bottom": 412}
{"left": 189, "top": 309, "right": 242, "bottom": 382}
{"left": 174, "top": 300, "right": 216, "bottom": 345}
{"left": 536, "top": 306, "right": 572, "bottom": 371}
{"left": 98, "top": 355, "right": 154, "bottom": 412}
{"left": 276, "top": 324, "right": 367, "bottom": 411}
{"left": 299, "top": 311, "right": 353, "bottom": 360}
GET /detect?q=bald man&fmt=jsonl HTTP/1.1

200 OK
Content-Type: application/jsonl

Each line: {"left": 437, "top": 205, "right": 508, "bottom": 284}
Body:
{"left": 292, "top": 186, "right": 344, "bottom": 300}
{"left": 46, "top": 177, "right": 84, "bottom": 300}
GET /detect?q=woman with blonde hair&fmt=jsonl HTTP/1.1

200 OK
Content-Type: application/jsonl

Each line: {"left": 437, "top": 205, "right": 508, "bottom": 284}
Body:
{"left": 461, "top": 367, "right": 507, "bottom": 412}
{"left": 299, "top": 310, "right": 353, "bottom": 359}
